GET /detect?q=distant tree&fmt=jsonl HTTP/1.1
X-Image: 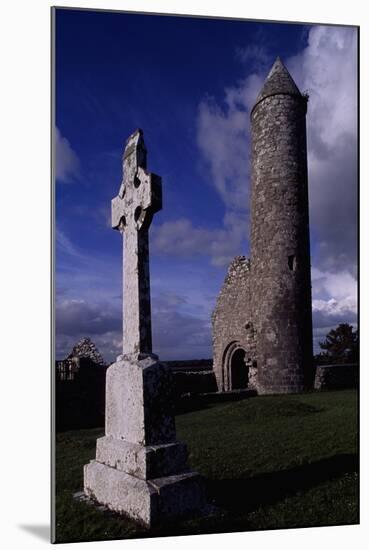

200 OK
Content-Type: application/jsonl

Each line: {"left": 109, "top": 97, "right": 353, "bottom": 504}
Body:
{"left": 318, "top": 323, "right": 358, "bottom": 364}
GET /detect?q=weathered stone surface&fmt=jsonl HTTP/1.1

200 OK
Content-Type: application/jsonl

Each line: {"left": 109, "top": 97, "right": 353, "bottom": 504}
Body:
{"left": 250, "top": 58, "right": 313, "bottom": 394}
{"left": 84, "top": 460, "right": 205, "bottom": 527}
{"left": 96, "top": 436, "right": 189, "bottom": 479}
{"left": 252, "top": 56, "right": 302, "bottom": 109}
{"left": 105, "top": 357, "right": 176, "bottom": 445}
{"left": 111, "top": 129, "right": 162, "bottom": 359}
{"left": 67, "top": 337, "right": 107, "bottom": 366}
{"left": 212, "top": 256, "right": 256, "bottom": 392}
{"left": 212, "top": 57, "right": 313, "bottom": 395}
{"left": 84, "top": 460, "right": 159, "bottom": 526}
{"left": 314, "top": 364, "right": 358, "bottom": 390}
{"left": 84, "top": 129, "right": 206, "bottom": 526}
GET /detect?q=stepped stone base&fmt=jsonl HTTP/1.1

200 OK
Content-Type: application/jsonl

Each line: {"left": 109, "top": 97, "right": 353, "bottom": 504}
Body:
{"left": 95, "top": 436, "right": 189, "bottom": 479}
{"left": 84, "top": 460, "right": 205, "bottom": 527}
{"left": 83, "top": 357, "right": 207, "bottom": 527}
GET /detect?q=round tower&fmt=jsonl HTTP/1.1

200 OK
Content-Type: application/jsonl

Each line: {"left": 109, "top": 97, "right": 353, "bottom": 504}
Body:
{"left": 250, "top": 56, "right": 313, "bottom": 394}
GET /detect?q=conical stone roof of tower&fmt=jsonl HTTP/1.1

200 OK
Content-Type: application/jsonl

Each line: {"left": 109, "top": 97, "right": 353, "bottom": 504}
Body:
{"left": 67, "top": 337, "right": 107, "bottom": 366}
{"left": 254, "top": 56, "right": 302, "bottom": 107}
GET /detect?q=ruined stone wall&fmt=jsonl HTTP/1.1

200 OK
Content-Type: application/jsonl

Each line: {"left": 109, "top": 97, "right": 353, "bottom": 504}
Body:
{"left": 212, "top": 256, "right": 257, "bottom": 391}
{"left": 250, "top": 93, "right": 313, "bottom": 393}
{"left": 68, "top": 337, "right": 107, "bottom": 366}
{"left": 172, "top": 370, "right": 217, "bottom": 397}
{"left": 314, "top": 364, "right": 358, "bottom": 390}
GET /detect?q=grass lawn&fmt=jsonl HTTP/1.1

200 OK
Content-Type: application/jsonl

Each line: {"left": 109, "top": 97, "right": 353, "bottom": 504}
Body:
{"left": 54, "top": 389, "right": 358, "bottom": 543}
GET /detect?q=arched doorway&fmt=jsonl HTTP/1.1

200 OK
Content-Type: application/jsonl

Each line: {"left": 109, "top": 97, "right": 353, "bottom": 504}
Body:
{"left": 223, "top": 342, "right": 250, "bottom": 391}
{"left": 231, "top": 348, "right": 249, "bottom": 389}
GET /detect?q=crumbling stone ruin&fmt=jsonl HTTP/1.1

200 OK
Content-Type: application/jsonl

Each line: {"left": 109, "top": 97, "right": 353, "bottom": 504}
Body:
{"left": 314, "top": 364, "right": 358, "bottom": 391}
{"left": 212, "top": 57, "right": 313, "bottom": 395}
{"left": 212, "top": 256, "right": 257, "bottom": 392}
{"left": 68, "top": 337, "right": 107, "bottom": 366}
{"left": 56, "top": 337, "right": 107, "bottom": 381}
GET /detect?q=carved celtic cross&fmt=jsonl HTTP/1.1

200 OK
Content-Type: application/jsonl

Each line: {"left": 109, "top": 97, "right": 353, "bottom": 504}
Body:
{"left": 111, "top": 129, "right": 162, "bottom": 358}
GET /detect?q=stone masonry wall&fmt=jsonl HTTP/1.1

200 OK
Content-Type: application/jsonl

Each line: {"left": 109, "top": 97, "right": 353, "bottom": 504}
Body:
{"left": 68, "top": 337, "right": 107, "bottom": 366}
{"left": 211, "top": 59, "right": 314, "bottom": 395}
{"left": 212, "top": 256, "right": 257, "bottom": 391}
{"left": 250, "top": 92, "right": 313, "bottom": 393}
{"left": 314, "top": 364, "right": 358, "bottom": 390}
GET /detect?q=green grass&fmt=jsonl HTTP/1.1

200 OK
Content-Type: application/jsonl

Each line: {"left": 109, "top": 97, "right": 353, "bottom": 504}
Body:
{"left": 55, "top": 389, "right": 358, "bottom": 543}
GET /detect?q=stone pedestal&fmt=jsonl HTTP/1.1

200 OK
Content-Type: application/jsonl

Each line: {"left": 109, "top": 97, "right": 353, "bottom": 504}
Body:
{"left": 84, "top": 130, "right": 206, "bottom": 526}
{"left": 83, "top": 356, "right": 206, "bottom": 526}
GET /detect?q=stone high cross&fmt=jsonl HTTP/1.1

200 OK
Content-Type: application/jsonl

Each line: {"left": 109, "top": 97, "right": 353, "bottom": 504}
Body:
{"left": 84, "top": 129, "right": 205, "bottom": 526}
{"left": 111, "top": 129, "right": 162, "bottom": 359}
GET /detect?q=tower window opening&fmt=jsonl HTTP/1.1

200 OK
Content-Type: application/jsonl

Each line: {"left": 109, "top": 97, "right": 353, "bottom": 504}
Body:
{"left": 288, "top": 255, "right": 296, "bottom": 271}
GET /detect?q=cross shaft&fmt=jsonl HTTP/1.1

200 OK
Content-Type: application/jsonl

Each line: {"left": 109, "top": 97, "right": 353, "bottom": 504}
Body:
{"left": 111, "top": 129, "right": 162, "bottom": 358}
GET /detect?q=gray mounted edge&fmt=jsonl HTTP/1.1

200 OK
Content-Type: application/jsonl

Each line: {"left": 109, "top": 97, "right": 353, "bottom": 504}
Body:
{"left": 51, "top": 5, "right": 56, "bottom": 545}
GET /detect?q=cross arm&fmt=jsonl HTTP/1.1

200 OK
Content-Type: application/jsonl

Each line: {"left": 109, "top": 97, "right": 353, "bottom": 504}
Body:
{"left": 137, "top": 167, "right": 162, "bottom": 214}
{"left": 111, "top": 194, "right": 124, "bottom": 230}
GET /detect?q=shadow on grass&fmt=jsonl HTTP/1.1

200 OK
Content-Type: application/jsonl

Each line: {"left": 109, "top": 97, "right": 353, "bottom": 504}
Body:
{"left": 152, "top": 453, "right": 359, "bottom": 538}
{"left": 175, "top": 390, "right": 257, "bottom": 416}
{"left": 55, "top": 453, "right": 358, "bottom": 543}
{"left": 207, "top": 453, "right": 358, "bottom": 513}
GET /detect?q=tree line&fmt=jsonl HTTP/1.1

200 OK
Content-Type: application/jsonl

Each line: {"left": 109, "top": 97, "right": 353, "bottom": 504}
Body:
{"left": 314, "top": 323, "right": 358, "bottom": 365}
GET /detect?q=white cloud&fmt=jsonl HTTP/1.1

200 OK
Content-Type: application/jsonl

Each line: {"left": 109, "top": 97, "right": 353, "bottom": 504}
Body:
{"left": 197, "top": 101, "right": 248, "bottom": 211}
{"left": 311, "top": 267, "right": 357, "bottom": 302}
{"left": 55, "top": 291, "right": 212, "bottom": 362}
{"left": 192, "top": 69, "right": 266, "bottom": 267}
{"left": 55, "top": 295, "right": 123, "bottom": 362}
{"left": 312, "top": 297, "right": 357, "bottom": 328}
{"left": 55, "top": 331, "right": 122, "bottom": 364}
{"left": 55, "top": 26, "right": 358, "bottom": 362}
{"left": 55, "top": 127, "right": 81, "bottom": 183}
{"left": 152, "top": 292, "right": 212, "bottom": 360}
{"left": 196, "top": 70, "right": 265, "bottom": 215}
{"left": 287, "top": 25, "right": 358, "bottom": 274}
{"left": 151, "top": 214, "right": 246, "bottom": 267}
{"left": 196, "top": 26, "right": 357, "bottom": 276}
{"left": 311, "top": 266, "right": 357, "bottom": 350}
{"left": 195, "top": 25, "right": 357, "bottom": 333}
{"left": 56, "top": 298, "right": 121, "bottom": 336}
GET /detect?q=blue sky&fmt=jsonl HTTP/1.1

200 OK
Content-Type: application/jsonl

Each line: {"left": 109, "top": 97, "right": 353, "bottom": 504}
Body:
{"left": 55, "top": 8, "right": 358, "bottom": 362}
